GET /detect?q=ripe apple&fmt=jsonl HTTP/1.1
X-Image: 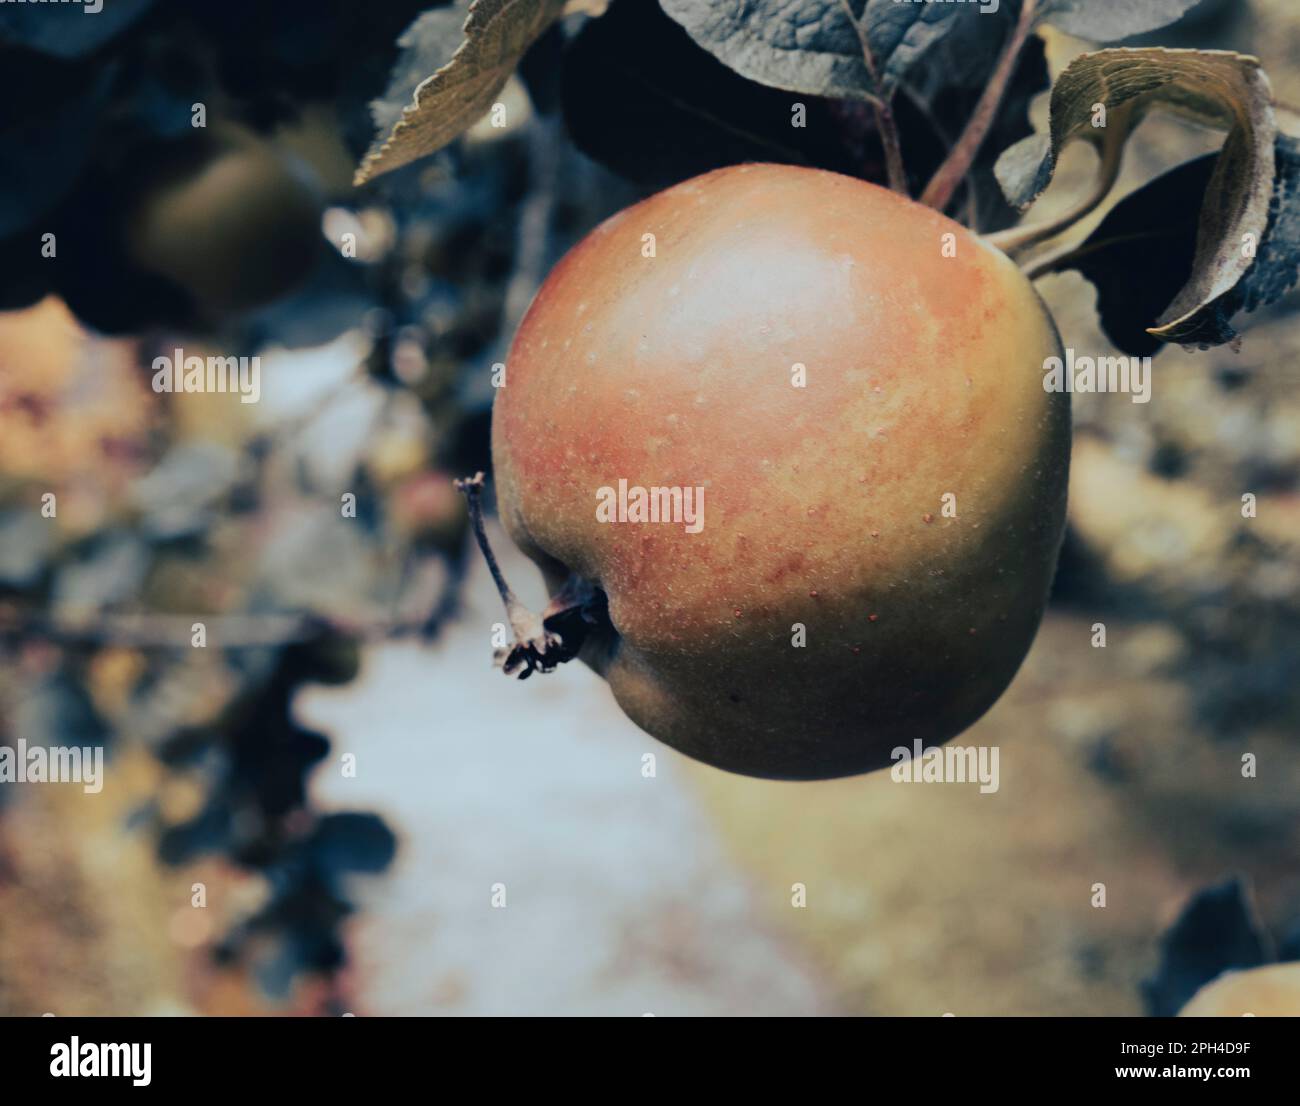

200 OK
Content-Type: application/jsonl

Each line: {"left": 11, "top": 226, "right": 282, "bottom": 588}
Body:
{"left": 488, "top": 163, "right": 1069, "bottom": 780}
{"left": 1178, "top": 963, "right": 1300, "bottom": 1016}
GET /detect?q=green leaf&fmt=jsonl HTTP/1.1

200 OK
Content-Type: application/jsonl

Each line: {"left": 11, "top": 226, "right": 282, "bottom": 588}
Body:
{"left": 658, "top": 0, "right": 1018, "bottom": 101}
{"left": 354, "top": 0, "right": 567, "bottom": 186}
{"left": 1036, "top": 0, "right": 1204, "bottom": 43}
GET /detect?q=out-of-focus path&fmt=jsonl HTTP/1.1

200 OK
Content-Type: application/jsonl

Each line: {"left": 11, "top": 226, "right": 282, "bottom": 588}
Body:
{"left": 299, "top": 526, "right": 831, "bottom": 1016}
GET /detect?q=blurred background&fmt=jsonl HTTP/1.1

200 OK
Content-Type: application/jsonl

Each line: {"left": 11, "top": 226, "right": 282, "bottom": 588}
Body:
{"left": 1, "top": 0, "right": 1298, "bottom": 1016}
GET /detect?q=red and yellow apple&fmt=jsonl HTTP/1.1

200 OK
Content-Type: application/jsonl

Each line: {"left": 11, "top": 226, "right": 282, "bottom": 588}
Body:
{"left": 490, "top": 163, "right": 1069, "bottom": 779}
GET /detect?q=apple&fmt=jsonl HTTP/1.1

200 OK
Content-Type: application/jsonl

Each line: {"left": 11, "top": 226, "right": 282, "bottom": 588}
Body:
{"left": 1178, "top": 963, "right": 1300, "bottom": 1016}
{"left": 125, "top": 124, "right": 323, "bottom": 313}
{"left": 486, "top": 163, "right": 1069, "bottom": 780}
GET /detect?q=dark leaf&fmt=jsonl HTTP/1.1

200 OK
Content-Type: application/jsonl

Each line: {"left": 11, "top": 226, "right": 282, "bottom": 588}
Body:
{"left": 0, "top": 57, "right": 116, "bottom": 236}
{"left": 562, "top": 0, "right": 1046, "bottom": 225}
{"left": 1063, "top": 154, "right": 1214, "bottom": 356}
{"left": 308, "top": 812, "right": 398, "bottom": 874}
{"left": 561, "top": 0, "right": 866, "bottom": 188}
{"left": 1037, "top": 0, "right": 1205, "bottom": 43}
{"left": 1142, "top": 877, "right": 1271, "bottom": 1017}
{"left": 1056, "top": 133, "right": 1300, "bottom": 353}
{"left": 658, "top": 0, "right": 1019, "bottom": 100}
{"left": 0, "top": 0, "right": 153, "bottom": 59}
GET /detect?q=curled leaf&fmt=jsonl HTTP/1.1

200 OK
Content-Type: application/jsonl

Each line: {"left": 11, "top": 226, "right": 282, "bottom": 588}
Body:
{"left": 354, "top": 0, "right": 567, "bottom": 186}
{"left": 997, "top": 48, "right": 1278, "bottom": 348}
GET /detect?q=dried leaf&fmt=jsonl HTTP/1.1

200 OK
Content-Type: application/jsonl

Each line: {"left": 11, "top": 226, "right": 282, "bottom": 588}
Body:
{"left": 354, "top": 0, "right": 567, "bottom": 186}
{"left": 997, "top": 48, "right": 1277, "bottom": 347}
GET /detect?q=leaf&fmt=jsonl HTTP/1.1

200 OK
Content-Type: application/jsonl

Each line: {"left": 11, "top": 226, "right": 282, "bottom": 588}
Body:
{"left": 0, "top": 57, "right": 117, "bottom": 238}
{"left": 354, "top": 0, "right": 568, "bottom": 186}
{"left": 560, "top": 0, "right": 867, "bottom": 188}
{"left": 1065, "top": 134, "right": 1300, "bottom": 352}
{"left": 1036, "top": 0, "right": 1203, "bottom": 43}
{"left": 0, "top": 0, "right": 153, "bottom": 59}
{"left": 996, "top": 49, "right": 1274, "bottom": 212}
{"left": 658, "top": 0, "right": 1018, "bottom": 102}
{"left": 564, "top": 0, "right": 1045, "bottom": 223}
{"left": 1142, "top": 878, "right": 1270, "bottom": 1017}
{"left": 1060, "top": 154, "right": 1213, "bottom": 356}
{"left": 996, "top": 49, "right": 1278, "bottom": 347}
{"left": 1176, "top": 131, "right": 1300, "bottom": 345}
{"left": 308, "top": 812, "right": 398, "bottom": 875}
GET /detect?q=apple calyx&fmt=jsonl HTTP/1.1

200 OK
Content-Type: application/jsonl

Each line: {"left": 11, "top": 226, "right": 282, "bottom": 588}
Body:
{"left": 455, "top": 472, "right": 605, "bottom": 679}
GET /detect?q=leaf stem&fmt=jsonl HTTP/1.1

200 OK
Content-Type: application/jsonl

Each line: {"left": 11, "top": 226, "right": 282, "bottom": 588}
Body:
{"left": 920, "top": 0, "right": 1038, "bottom": 212}
{"left": 839, "top": 0, "right": 908, "bottom": 193}
{"left": 873, "top": 97, "right": 909, "bottom": 194}
{"left": 984, "top": 134, "right": 1125, "bottom": 256}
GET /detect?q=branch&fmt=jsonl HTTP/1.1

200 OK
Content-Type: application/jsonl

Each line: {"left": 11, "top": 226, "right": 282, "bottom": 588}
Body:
{"left": 920, "top": 0, "right": 1038, "bottom": 212}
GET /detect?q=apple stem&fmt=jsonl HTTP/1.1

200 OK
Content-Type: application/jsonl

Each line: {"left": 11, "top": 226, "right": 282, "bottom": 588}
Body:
{"left": 919, "top": 0, "right": 1038, "bottom": 213}
{"left": 454, "top": 471, "right": 599, "bottom": 679}
{"left": 457, "top": 473, "right": 520, "bottom": 613}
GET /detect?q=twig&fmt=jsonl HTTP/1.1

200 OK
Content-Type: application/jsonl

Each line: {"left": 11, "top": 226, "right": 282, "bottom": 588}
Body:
{"left": 920, "top": 0, "right": 1038, "bottom": 211}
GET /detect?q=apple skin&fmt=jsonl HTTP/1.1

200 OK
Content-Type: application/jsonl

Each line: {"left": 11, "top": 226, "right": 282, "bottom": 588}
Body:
{"left": 1178, "top": 963, "right": 1300, "bottom": 1016}
{"left": 492, "top": 163, "right": 1069, "bottom": 780}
